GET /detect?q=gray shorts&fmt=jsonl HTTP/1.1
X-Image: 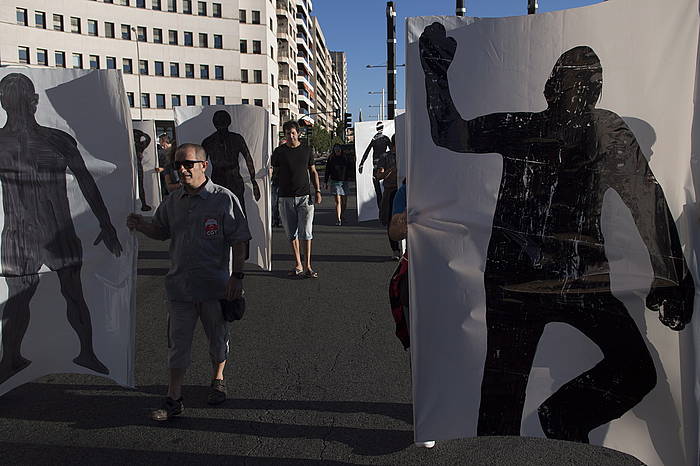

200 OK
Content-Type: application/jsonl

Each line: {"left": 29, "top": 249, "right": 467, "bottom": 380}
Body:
{"left": 279, "top": 195, "right": 314, "bottom": 241}
{"left": 167, "top": 300, "right": 229, "bottom": 369}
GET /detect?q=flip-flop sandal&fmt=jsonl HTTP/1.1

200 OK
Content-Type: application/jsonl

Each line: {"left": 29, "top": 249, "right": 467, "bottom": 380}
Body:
{"left": 288, "top": 268, "right": 303, "bottom": 277}
{"left": 303, "top": 270, "right": 319, "bottom": 279}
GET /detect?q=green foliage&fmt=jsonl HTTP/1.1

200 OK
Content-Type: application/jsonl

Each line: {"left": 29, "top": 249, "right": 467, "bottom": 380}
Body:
{"left": 308, "top": 126, "right": 343, "bottom": 155}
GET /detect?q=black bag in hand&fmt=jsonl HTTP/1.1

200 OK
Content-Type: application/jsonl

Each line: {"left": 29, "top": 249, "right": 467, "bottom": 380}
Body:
{"left": 221, "top": 297, "right": 246, "bottom": 322}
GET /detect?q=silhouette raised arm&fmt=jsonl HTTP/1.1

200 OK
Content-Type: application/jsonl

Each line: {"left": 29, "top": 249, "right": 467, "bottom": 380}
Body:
{"left": 239, "top": 136, "right": 261, "bottom": 201}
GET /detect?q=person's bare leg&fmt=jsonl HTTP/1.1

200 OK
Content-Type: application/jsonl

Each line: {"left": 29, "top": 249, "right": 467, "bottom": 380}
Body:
{"left": 291, "top": 238, "right": 303, "bottom": 271}
{"left": 211, "top": 358, "right": 226, "bottom": 380}
{"left": 334, "top": 194, "right": 342, "bottom": 223}
{"left": 167, "top": 367, "right": 187, "bottom": 400}
{"left": 304, "top": 239, "right": 313, "bottom": 271}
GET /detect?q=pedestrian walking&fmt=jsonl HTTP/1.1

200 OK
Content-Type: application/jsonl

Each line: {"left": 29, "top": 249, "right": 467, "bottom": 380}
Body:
{"left": 324, "top": 144, "right": 350, "bottom": 226}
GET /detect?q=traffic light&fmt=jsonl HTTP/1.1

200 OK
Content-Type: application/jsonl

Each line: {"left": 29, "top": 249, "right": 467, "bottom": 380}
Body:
{"left": 334, "top": 109, "right": 340, "bottom": 120}
{"left": 306, "top": 126, "right": 313, "bottom": 141}
{"left": 344, "top": 112, "right": 352, "bottom": 130}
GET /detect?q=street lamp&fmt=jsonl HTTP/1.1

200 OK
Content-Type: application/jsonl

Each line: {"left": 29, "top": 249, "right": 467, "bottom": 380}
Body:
{"left": 368, "top": 89, "right": 385, "bottom": 120}
{"left": 131, "top": 26, "right": 143, "bottom": 121}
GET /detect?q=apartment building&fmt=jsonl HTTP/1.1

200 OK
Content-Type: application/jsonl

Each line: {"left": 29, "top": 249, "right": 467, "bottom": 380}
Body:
{"left": 238, "top": 0, "right": 279, "bottom": 137}
{"left": 330, "top": 51, "right": 347, "bottom": 115}
{"left": 3, "top": 0, "right": 241, "bottom": 132}
{"left": 276, "top": 0, "right": 298, "bottom": 125}
{"left": 295, "top": 0, "right": 313, "bottom": 122}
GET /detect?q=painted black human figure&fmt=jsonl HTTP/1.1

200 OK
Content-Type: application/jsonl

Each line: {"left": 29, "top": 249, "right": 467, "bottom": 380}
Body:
{"left": 0, "top": 73, "right": 123, "bottom": 385}
{"left": 420, "top": 23, "right": 694, "bottom": 442}
{"left": 359, "top": 121, "right": 391, "bottom": 209}
{"left": 201, "top": 110, "right": 261, "bottom": 217}
{"left": 133, "top": 128, "right": 152, "bottom": 211}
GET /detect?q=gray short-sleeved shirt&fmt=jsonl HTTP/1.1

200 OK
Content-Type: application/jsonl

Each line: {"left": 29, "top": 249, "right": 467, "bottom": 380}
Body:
{"left": 153, "top": 178, "right": 252, "bottom": 302}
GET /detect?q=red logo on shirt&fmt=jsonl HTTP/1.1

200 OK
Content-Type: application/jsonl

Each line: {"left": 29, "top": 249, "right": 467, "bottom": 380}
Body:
{"left": 204, "top": 217, "right": 219, "bottom": 237}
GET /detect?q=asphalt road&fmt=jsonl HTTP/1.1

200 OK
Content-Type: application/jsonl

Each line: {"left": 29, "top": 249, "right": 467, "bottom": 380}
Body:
{"left": 0, "top": 188, "right": 645, "bottom": 465}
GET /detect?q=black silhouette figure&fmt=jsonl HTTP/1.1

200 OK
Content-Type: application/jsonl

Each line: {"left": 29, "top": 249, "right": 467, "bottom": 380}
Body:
{"left": 0, "top": 73, "right": 123, "bottom": 385}
{"left": 420, "top": 23, "right": 694, "bottom": 442}
{"left": 359, "top": 121, "right": 391, "bottom": 209}
{"left": 133, "top": 128, "right": 152, "bottom": 211}
{"left": 201, "top": 110, "right": 261, "bottom": 217}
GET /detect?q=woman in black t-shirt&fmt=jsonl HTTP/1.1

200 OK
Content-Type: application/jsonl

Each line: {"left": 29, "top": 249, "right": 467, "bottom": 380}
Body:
{"left": 324, "top": 144, "right": 349, "bottom": 226}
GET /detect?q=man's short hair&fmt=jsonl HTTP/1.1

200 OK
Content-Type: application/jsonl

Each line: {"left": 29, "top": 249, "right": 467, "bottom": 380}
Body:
{"left": 175, "top": 143, "right": 207, "bottom": 161}
{"left": 158, "top": 133, "right": 170, "bottom": 143}
{"left": 282, "top": 120, "right": 300, "bottom": 133}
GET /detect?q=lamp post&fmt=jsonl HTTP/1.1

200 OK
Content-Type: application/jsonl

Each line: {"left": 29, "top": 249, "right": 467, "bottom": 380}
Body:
{"left": 368, "top": 90, "right": 385, "bottom": 120}
{"left": 528, "top": 0, "right": 538, "bottom": 14}
{"left": 456, "top": 0, "right": 466, "bottom": 17}
{"left": 131, "top": 26, "right": 143, "bottom": 120}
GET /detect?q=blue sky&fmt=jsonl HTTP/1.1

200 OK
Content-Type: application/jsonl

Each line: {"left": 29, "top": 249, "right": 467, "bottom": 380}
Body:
{"left": 312, "top": 0, "right": 604, "bottom": 123}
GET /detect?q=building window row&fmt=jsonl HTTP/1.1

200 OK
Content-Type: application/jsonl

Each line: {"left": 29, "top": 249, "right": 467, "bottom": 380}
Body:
{"left": 240, "top": 69, "right": 264, "bottom": 84}
{"left": 15, "top": 10, "right": 224, "bottom": 49}
{"left": 84, "top": 1, "right": 222, "bottom": 17}
{"left": 239, "top": 9, "right": 261, "bottom": 24}
{"left": 126, "top": 92, "right": 225, "bottom": 108}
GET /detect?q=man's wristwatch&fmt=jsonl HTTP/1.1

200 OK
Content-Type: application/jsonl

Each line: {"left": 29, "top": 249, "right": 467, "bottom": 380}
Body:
{"left": 232, "top": 272, "right": 245, "bottom": 279}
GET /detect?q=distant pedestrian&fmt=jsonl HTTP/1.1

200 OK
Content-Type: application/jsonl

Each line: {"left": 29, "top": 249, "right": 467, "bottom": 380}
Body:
{"left": 324, "top": 144, "right": 350, "bottom": 225}
{"left": 127, "top": 143, "right": 251, "bottom": 421}
{"left": 156, "top": 133, "right": 174, "bottom": 197}
{"left": 272, "top": 120, "right": 322, "bottom": 278}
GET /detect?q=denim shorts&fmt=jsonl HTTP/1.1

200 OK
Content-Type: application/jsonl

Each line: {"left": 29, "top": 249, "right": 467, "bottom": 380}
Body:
{"left": 279, "top": 195, "right": 314, "bottom": 240}
{"left": 329, "top": 180, "right": 349, "bottom": 196}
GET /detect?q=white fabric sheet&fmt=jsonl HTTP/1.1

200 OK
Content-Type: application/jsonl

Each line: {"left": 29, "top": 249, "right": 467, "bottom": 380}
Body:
{"left": 354, "top": 120, "right": 395, "bottom": 222}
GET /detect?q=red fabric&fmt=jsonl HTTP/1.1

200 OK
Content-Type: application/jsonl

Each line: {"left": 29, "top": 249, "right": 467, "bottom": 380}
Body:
{"left": 388, "top": 253, "right": 410, "bottom": 349}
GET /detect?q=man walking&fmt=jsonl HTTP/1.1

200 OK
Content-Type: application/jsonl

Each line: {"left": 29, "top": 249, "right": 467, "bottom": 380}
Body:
{"left": 127, "top": 143, "right": 251, "bottom": 420}
{"left": 272, "top": 120, "right": 321, "bottom": 278}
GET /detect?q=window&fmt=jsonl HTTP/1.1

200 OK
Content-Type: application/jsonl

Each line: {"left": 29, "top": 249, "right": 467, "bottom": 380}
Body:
{"left": 199, "top": 33, "right": 208, "bottom": 47}
{"left": 184, "top": 32, "right": 193, "bottom": 46}
{"left": 71, "top": 17, "right": 81, "bottom": 33}
{"left": 213, "top": 34, "right": 222, "bottom": 49}
{"left": 242, "top": 98, "right": 249, "bottom": 104}
{"left": 156, "top": 94, "right": 166, "bottom": 108}
{"left": 270, "top": 74, "right": 274, "bottom": 86}
{"left": 269, "top": 18, "right": 273, "bottom": 32}
{"left": 141, "top": 93, "right": 150, "bottom": 108}
{"left": 200, "top": 64, "right": 209, "bottom": 79}
{"left": 18, "top": 46, "right": 30, "bottom": 64}
{"left": 198, "top": 1, "right": 207, "bottom": 16}
{"left": 119, "top": 0, "right": 130, "bottom": 5}
{"left": 168, "top": 0, "right": 177, "bottom": 12}
{"left": 201, "top": 96, "right": 210, "bottom": 105}
{"left": 172, "top": 94, "right": 181, "bottom": 107}
{"left": 123, "top": 58, "right": 133, "bottom": 74}
{"left": 168, "top": 30, "right": 178, "bottom": 45}
{"left": 253, "top": 69, "right": 262, "bottom": 83}
{"left": 170, "top": 62, "right": 180, "bottom": 77}
{"left": 35, "top": 11, "right": 46, "bottom": 29}
{"left": 136, "top": 0, "right": 146, "bottom": 7}
{"left": 155, "top": 61, "right": 164, "bottom": 76}
{"left": 127, "top": 92, "right": 135, "bottom": 108}
{"left": 213, "top": 3, "right": 221, "bottom": 17}
{"left": 121, "top": 24, "right": 131, "bottom": 40}
{"left": 239, "top": 9, "right": 246, "bottom": 23}
{"left": 216, "top": 96, "right": 225, "bottom": 105}
{"left": 16, "top": 8, "right": 27, "bottom": 26}
{"left": 183, "top": 0, "right": 192, "bottom": 14}
{"left": 139, "top": 59, "right": 148, "bottom": 75}
{"left": 270, "top": 46, "right": 274, "bottom": 59}
{"left": 152, "top": 0, "right": 162, "bottom": 9}
{"left": 53, "top": 14, "right": 64, "bottom": 31}
{"left": 89, "top": 55, "right": 100, "bottom": 69}
{"left": 272, "top": 102, "right": 275, "bottom": 115}
{"left": 73, "top": 53, "right": 83, "bottom": 69}
{"left": 252, "top": 10, "right": 260, "bottom": 24}
{"left": 215, "top": 65, "right": 224, "bottom": 80}
{"left": 185, "top": 63, "right": 194, "bottom": 78}
{"left": 55, "top": 51, "right": 66, "bottom": 68}
{"left": 239, "top": 40, "right": 247, "bottom": 53}
{"left": 106, "top": 56, "right": 116, "bottom": 69}
{"left": 36, "top": 49, "right": 48, "bottom": 66}
{"left": 153, "top": 28, "right": 163, "bottom": 43}
{"left": 253, "top": 40, "right": 261, "bottom": 54}
{"left": 254, "top": 99, "right": 263, "bottom": 107}
{"left": 241, "top": 69, "right": 248, "bottom": 83}
{"left": 105, "top": 22, "right": 115, "bottom": 38}
{"left": 186, "top": 95, "right": 196, "bottom": 105}
{"left": 88, "top": 19, "right": 98, "bottom": 36}
{"left": 105, "top": 0, "right": 114, "bottom": 3}
{"left": 137, "top": 26, "right": 147, "bottom": 41}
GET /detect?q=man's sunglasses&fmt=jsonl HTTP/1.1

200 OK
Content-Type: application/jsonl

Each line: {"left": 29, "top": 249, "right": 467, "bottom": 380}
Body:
{"left": 174, "top": 160, "right": 206, "bottom": 169}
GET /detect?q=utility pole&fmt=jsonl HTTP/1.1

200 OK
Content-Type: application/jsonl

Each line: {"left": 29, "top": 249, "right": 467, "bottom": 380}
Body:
{"left": 456, "top": 0, "right": 466, "bottom": 16}
{"left": 528, "top": 0, "right": 538, "bottom": 14}
{"left": 131, "top": 26, "right": 143, "bottom": 120}
{"left": 386, "top": 1, "right": 397, "bottom": 120}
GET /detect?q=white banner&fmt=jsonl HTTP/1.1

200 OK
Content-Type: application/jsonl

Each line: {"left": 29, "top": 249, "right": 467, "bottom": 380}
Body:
{"left": 354, "top": 120, "right": 395, "bottom": 222}
{"left": 132, "top": 120, "right": 161, "bottom": 216}
{"left": 394, "top": 113, "right": 407, "bottom": 185}
{"left": 175, "top": 105, "right": 272, "bottom": 271}
{"left": 0, "top": 69, "right": 137, "bottom": 395}
{"left": 406, "top": 1, "right": 700, "bottom": 465}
